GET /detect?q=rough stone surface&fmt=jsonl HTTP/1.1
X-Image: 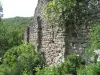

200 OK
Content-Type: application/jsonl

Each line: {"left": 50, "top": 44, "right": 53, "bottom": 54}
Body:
{"left": 94, "top": 50, "right": 100, "bottom": 56}
{"left": 24, "top": 0, "right": 90, "bottom": 66}
{"left": 94, "top": 50, "right": 100, "bottom": 61}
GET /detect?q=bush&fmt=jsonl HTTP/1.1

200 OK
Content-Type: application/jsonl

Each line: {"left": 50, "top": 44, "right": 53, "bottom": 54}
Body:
{"left": 85, "top": 25, "right": 100, "bottom": 57}
{"left": 35, "top": 66, "right": 60, "bottom": 75}
{"left": 35, "top": 54, "right": 83, "bottom": 75}
{"left": 77, "top": 62, "right": 100, "bottom": 75}
{"left": 60, "top": 54, "right": 82, "bottom": 75}
{"left": 0, "top": 17, "right": 31, "bottom": 57}
{"left": 0, "top": 44, "right": 43, "bottom": 75}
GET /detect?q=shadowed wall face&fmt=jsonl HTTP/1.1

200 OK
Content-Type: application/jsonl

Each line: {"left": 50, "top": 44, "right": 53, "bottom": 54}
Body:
{"left": 37, "top": 16, "right": 42, "bottom": 51}
{"left": 27, "top": 26, "right": 30, "bottom": 43}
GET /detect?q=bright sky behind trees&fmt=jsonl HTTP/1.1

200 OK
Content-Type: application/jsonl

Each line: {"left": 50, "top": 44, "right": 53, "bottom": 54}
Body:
{"left": 2, "top": 0, "right": 38, "bottom": 18}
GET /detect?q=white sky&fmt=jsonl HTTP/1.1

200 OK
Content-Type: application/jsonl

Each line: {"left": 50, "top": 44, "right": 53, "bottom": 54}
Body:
{"left": 2, "top": 0, "right": 38, "bottom": 18}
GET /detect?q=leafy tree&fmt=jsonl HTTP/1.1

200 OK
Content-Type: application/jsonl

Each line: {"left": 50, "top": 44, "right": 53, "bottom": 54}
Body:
{"left": 0, "top": 44, "right": 43, "bottom": 75}
{"left": 43, "top": 0, "right": 100, "bottom": 28}
{"left": 0, "top": 17, "right": 31, "bottom": 57}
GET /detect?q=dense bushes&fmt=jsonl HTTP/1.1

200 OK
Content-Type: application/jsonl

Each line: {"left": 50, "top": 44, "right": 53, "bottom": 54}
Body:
{"left": 0, "top": 17, "right": 31, "bottom": 57}
{"left": 0, "top": 17, "right": 45, "bottom": 75}
{"left": 0, "top": 0, "right": 100, "bottom": 74}
{"left": 35, "top": 54, "right": 100, "bottom": 75}
{"left": 60, "top": 55, "right": 82, "bottom": 75}
{"left": 0, "top": 44, "right": 43, "bottom": 75}
{"left": 35, "top": 54, "right": 83, "bottom": 75}
{"left": 86, "top": 25, "right": 100, "bottom": 57}
{"left": 35, "top": 67, "right": 60, "bottom": 75}
{"left": 78, "top": 62, "right": 100, "bottom": 75}
{"left": 77, "top": 25, "right": 100, "bottom": 75}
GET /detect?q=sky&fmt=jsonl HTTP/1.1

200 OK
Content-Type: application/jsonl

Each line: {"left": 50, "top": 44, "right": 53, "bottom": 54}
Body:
{"left": 1, "top": 0, "right": 38, "bottom": 18}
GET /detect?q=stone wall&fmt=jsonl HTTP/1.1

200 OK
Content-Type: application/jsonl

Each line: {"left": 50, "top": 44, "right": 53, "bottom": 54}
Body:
{"left": 24, "top": 0, "right": 90, "bottom": 66}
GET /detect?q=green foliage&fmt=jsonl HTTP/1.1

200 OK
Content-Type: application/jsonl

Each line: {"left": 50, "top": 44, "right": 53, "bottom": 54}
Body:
{"left": 2, "top": 17, "right": 30, "bottom": 28}
{"left": 35, "top": 67, "right": 60, "bottom": 75}
{"left": 77, "top": 25, "right": 100, "bottom": 75}
{"left": 0, "top": 17, "right": 31, "bottom": 57}
{"left": 35, "top": 54, "right": 83, "bottom": 75}
{"left": 42, "top": 0, "right": 76, "bottom": 27}
{"left": 0, "top": 0, "right": 100, "bottom": 75}
{"left": 0, "top": 44, "right": 42, "bottom": 75}
{"left": 78, "top": 62, "right": 100, "bottom": 75}
{"left": 85, "top": 25, "right": 100, "bottom": 57}
{"left": 89, "top": 25, "right": 100, "bottom": 50}
{"left": 35, "top": 54, "right": 100, "bottom": 75}
{"left": 60, "top": 54, "right": 82, "bottom": 75}
{"left": 78, "top": 24, "right": 100, "bottom": 75}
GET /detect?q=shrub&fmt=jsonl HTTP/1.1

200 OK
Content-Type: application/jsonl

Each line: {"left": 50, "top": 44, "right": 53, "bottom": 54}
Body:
{"left": 77, "top": 62, "right": 100, "bottom": 75}
{"left": 85, "top": 25, "right": 100, "bottom": 57}
{"left": 35, "top": 66, "right": 60, "bottom": 75}
{"left": 60, "top": 54, "right": 82, "bottom": 75}
{"left": 35, "top": 54, "right": 83, "bottom": 75}
{"left": 0, "top": 44, "right": 43, "bottom": 75}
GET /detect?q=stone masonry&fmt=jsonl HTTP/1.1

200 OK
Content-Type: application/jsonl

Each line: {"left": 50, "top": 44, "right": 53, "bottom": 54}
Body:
{"left": 24, "top": 0, "right": 65, "bottom": 66}
{"left": 24, "top": 0, "right": 92, "bottom": 66}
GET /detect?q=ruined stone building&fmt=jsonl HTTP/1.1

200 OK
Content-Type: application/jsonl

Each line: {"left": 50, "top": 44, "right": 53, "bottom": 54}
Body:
{"left": 24, "top": 0, "right": 100, "bottom": 66}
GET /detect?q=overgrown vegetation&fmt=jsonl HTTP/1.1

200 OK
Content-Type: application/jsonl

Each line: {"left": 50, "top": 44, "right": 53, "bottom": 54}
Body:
{"left": 86, "top": 25, "right": 100, "bottom": 56}
{"left": 0, "top": 17, "right": 44, "bottom": 75}
{"left": 37, "top": 0, "right": 100, "bottom": 75}
{"left": 0, "top": 17, "right": 31, "bottom": 57}
{"left": 0, "top": 44, "right": 43, "bottom": 75}
{"left": 0, "top": 0, "right": 100, "bottom": 75}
